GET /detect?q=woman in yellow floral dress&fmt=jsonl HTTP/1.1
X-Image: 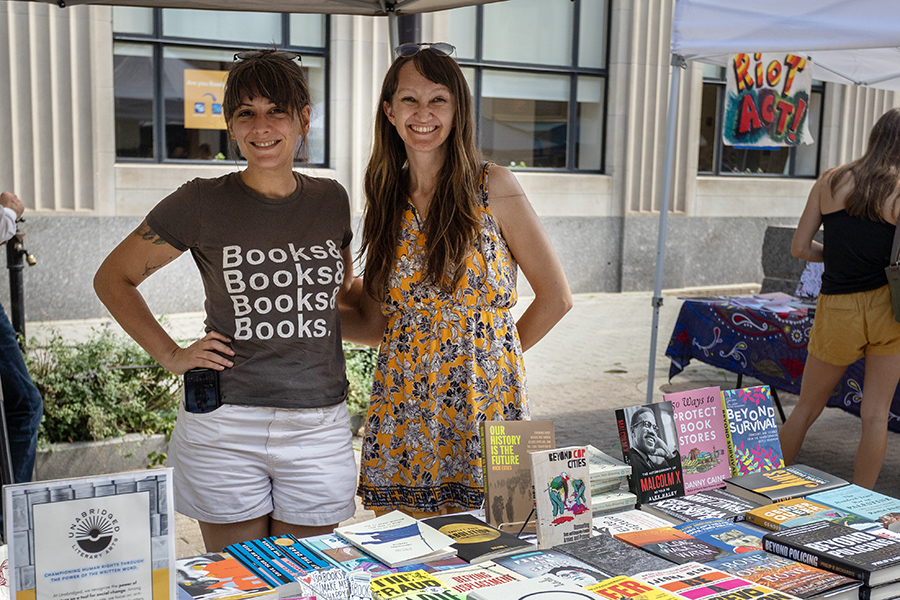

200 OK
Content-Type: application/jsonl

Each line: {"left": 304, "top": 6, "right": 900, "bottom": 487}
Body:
{"left": 342, "top": 43, "right": 572, "bottom": 517}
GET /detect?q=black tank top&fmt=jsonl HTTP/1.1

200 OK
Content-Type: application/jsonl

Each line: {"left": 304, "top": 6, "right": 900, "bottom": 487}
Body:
{"left": 821, "top": 209, "right": 895, "bottom": 295}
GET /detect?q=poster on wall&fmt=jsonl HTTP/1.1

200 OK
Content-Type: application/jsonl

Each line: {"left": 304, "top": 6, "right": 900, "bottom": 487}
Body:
{"left": 5, "top": 468, "right": 175, "bottom": 600}
{"left": 724, "top": 52, "right": 814, "bottom": 147}
{"left": 184, "top": 69, "right": 228, "bottom": 130}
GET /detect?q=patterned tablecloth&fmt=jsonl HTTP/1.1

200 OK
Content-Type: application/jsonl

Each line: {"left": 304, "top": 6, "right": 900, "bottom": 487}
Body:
{"left": 665, "top": 294, "right": 900, "bottom": 433}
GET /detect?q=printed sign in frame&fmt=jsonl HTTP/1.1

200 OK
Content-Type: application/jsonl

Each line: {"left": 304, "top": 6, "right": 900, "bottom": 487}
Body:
{"left": 4, "top": 468, "right": 175, "bottom": 600}
{"left": 724, "top": 52, "right": 814, "bottom": 148}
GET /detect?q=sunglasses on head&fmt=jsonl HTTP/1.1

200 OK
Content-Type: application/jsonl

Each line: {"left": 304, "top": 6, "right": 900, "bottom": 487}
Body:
{"left": 233, "top": 49, "right": 302, "bottom": 65}
{"left": 393, "top": 42, "right": 456, "bottom": 58}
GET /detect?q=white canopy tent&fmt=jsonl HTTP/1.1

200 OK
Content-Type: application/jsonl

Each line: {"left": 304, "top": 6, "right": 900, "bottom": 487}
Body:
{"left": 647, "top": 0, "right": 900, "bottom": 402}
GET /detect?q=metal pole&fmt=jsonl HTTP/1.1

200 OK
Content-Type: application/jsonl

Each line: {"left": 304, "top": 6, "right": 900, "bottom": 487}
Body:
{"left": 6, "top": 233, "right": 26, "bottom": 342}
{"left": 646, "top": 54, "right": 686, "bottom": 405}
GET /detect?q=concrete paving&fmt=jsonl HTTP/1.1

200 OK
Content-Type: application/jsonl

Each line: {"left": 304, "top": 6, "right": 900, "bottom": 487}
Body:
{"left": 30, "top": 291, "right": 900, "bottom": 557}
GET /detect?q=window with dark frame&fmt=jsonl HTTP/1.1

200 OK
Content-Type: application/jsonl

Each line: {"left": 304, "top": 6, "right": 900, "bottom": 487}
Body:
{"left": 438, "top": 0, "right": 609, "bottom": 173}
{"left": 697, "top": 63, "right": 823, "bottom": 177}
{"left": 112, "top": 8, "right": 328, "bottom": 166}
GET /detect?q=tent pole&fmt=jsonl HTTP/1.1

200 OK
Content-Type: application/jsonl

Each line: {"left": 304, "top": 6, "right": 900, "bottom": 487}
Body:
{"left": 646, "top": 53, "right": 686, "bottom": 405}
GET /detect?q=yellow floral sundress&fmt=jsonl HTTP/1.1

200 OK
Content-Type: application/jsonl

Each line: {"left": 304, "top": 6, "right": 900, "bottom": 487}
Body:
{"left": 358, "top": 163, "right": 530, "bottom": 513}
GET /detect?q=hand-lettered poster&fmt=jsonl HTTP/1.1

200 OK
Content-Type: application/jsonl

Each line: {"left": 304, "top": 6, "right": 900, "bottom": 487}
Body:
{"left": 724, "top": 52, "right": 813, "bottom": 147}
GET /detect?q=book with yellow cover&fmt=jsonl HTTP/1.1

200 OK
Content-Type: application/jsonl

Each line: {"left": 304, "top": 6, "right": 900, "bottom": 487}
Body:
{"left": 586, "top": 575, "right": 684, "bottom": 600}
{"left": 745, "top": 497, "right": 877, "bottom": 531}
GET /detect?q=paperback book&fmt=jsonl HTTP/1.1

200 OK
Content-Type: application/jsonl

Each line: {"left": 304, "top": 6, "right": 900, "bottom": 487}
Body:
{"left": 552, "top": 531, "right": 675, "bottom": 577}
{"left": 721, "top": 386, "right": 785, "bottom": 476}
{"left": 176, "top": 552, "right": 275, "bottom": 600}
{"left": 745, "top": 498, "right": 878, "bottom": 531}
{"left": 423, "top": 512, "right": 534, "bottom": 563}
{"left": 673, "top": 518, "right": 769, "bottom": 555}
{"left": 664, "top": 386, "right": 732, "bottom": 493}
{"left": 592, "top": 488, "right": 638, "bottom": 516}
{"left": 588, "top": 444, "right": 632, "bottom": 482}
{"left": 633, "top": 562, "right": 802, "bottom": 600}
{"left": 616, "top": 402, "right": 685, "bottom": 505}
{"left": 530, "top": 445, "right": 592, "bottom": 548}
{"left": 334, "top": 510, "right": 457, "bottom": 568}
{"left": 468, "top": 574, "right": 600, "bottom": 600}
{"left": 430, "top": 562, "right": 525, "bottom": 596}
{"left": 493, "top": 548, "right": 612, "bottom": 583}
{"left": 586, "top": 575, "right": 685, "bottom": 600}
{"left": 298, "top": 534, "right": 465, "bottom": 575}
{"left": 592, "top": 509, "right": 674, "bottom": 536}
{"left": 369, "top": 569, "right": 460, "bottom": 600}
{"left": 762, "top": 520, "right": 900, "bottom": 587}
{"left": 641, "top": 488, "right": 762, "bottom": 524}
{"left": 723, "top": 465, "right": 848, "bottom": 504}
{"left": 480, "top": 420, "right": 556, "bottom": 533}
{"left": 706, "top": 550, "right": 862, "bottom": 600}
{"left": 808, "top": 485, "right": 900, "bottom": 532}
{"left": 614, "top": 526, "right": 732, "bottom": 564}
{"left": 223, "top": 535, "right": 332, "bottom": 589}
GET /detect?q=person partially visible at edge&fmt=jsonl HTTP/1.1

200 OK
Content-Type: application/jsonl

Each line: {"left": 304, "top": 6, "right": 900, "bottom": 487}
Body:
{"left": 340, "top": 42, "right": 573, "bottom": 518}
{"left": 781, "top": 107, "right": 900, "bottom": 489}
{"left": 627, "top": 406, "right": 680, "bottom": 476}
{"left": 93, "top": 50, "right": 357, "bottom": 550}
{"left": 0, "top": 191, "right": 43, "bottom": 487}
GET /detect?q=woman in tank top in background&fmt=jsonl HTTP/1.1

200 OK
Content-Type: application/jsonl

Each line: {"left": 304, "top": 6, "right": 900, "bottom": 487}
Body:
{"left": 781, "top": 107, "right": 900, "bottom": 489}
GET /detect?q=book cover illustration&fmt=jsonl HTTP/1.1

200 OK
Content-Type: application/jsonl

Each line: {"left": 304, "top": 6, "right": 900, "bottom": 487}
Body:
{"left": 808, "top": 484, "right": 900, "bottom": 532}
{"left": 746, "top": 498, "right": 877, "bottom": 531}
{"left": 591, "top": 509, "right": 674, "bottom": 536}
{"left": 762, "top": 520, "right": 900, "bottom": 587}
{"left": 430, "top": 562, "right": 524, "bottom": 596}
{"left": 334, "top": 511, "right": 457, "bottom": 568}
{"left": 674, "top": 519, "right": 767, "bottom": 555}
{"left": 721, "top": 386, "right": 785, "bottom": 476}
{"left": 480, "top": 420, "right": 556, "bottom": 533}
{"left": 224, "top": 535, "right": 332, "bottom": 588}
{"left": 614, "top": 527, "right": 732, "bottom": 564}
{"left": 553, "top": 531, "right": 675, "bottom": 577}
{"left": 176, "top": 552, "right": 275, "bottom": 600}
{"left": 664, "top": 386, "right": 731, "bottom": 493}
{"left": 616, "top": 402, "right": 686, "bottom": 505}
{"left": 298, "top": 534, "right": 395, "bottom": 574}
{"left": 493, "top": 549, "right": 611, "bottom": 583}
{"left": 530, "top": 446, "right": 592, "bottom": 549}
{"left": 634, "top": 562, "right": 801, "bottom": 600}
{"left": 706, "top": 550, "right": 862, "bottom": 600}
{"left": 642, "top": 488, "right": 762, "bottom": 524}
{"left": 423, "top": 513, "right": 533, "bottom": 563}
{"left": 724, "top": 465, "right": 849, "bottom": 504}
{"left": 587, "top": 575, "right": 684, "bottom": 600}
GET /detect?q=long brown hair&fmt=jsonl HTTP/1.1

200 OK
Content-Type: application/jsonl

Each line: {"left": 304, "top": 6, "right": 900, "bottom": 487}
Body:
{"left": 831, "top": 107, "right": 900, "bottom": 222}
{"left": 360, "top": 49, "right": 482, "bottom": 300}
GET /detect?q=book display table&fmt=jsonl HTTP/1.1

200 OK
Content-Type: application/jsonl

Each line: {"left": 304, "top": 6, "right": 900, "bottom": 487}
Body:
{"left": 665, "top": 294, "right": 900, "bottom": 433}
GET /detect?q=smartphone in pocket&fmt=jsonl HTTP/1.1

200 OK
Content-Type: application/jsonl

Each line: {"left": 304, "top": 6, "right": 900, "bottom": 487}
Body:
{"left": 184, "top": 368, "right": 221, "bottom": 414}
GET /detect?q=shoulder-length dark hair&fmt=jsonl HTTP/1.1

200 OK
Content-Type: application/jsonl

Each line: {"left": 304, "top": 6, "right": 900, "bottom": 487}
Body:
{"left": 831, "top": 107, "right": 900, "bottom": 222}
{"left": 223, "top": 50, "right": 311, "bottom": 160}
{"left": 360, "top": 49, "right": 482, "bottom": 300}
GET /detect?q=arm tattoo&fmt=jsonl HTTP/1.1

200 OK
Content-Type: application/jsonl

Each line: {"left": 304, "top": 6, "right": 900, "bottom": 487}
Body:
{"left": 134, "top": 223, "right": 169, "bottom": 245}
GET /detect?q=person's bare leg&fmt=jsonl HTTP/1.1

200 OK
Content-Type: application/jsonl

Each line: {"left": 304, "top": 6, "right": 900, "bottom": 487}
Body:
{"left": 854, "top": 353, "right": 900, "bottom": 488}
{"left": 270, "top": 519, "right": 336, "bottom": 539}
{"left": 779, "top": 354, "right": 847, "bottom": 464}
{"left": 198, "top": 515, "right": 270, "bottom": 552}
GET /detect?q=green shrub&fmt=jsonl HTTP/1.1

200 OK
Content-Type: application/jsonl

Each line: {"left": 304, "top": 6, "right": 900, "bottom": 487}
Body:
{"left": 23, "top": 328, "right": 379, "bottom": 445}
{"left": 344, "top": 343, "right": 377, "bottom": 417}
{"left": 25, "top": 327, "right": 180, "bottom": 446}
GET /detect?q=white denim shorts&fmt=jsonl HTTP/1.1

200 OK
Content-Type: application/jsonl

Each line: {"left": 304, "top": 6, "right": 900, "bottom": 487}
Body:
{"left": 168, "top": 401, "right": 357, "bottom": 526}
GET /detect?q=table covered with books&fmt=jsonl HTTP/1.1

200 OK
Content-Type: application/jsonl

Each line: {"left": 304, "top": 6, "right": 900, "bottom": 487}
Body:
{"left": 665, "top": 293, "right": 900, "bottom": 432}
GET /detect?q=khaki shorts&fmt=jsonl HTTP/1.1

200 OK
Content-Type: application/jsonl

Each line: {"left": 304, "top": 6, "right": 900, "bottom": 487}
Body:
{"left": 808, "top": 284, "right": 900, "bottom": 366}
{"left": 168, "top": 401, "right": 357, "bottom": 526}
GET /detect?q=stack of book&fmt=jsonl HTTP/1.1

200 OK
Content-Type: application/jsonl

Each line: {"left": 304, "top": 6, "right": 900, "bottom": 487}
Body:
{"left": 587, "top": 444, "right": 638, "bottom": 516}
